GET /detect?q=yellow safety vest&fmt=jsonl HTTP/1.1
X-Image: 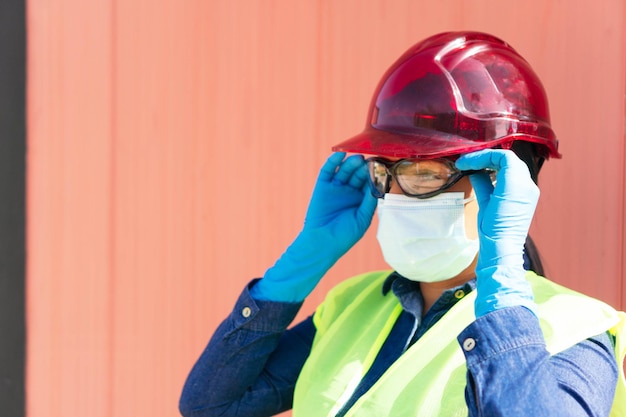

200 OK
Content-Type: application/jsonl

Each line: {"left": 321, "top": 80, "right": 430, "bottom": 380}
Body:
{"left": 293, "top": 271, "right": 626, "bottom": 417}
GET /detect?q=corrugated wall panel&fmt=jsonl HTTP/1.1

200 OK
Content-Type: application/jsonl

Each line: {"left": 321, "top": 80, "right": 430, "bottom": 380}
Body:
{"left": 27, "top": 1, "right": 625, "bottom": 416}
{"left": 528, "top": 2, "right": 626, "bottom": 308}
{"left": 27, "top": 0, "right": 114, "bottom": 415}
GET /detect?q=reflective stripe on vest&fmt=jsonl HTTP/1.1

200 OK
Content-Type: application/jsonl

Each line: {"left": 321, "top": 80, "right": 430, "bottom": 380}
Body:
{"left": 293, "top": 271, "right": 626, "bottom": 417}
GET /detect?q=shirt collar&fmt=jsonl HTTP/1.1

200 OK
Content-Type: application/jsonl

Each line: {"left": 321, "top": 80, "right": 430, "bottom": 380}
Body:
{"left": 382, "top": 271, "right": 476, "bottom": 318}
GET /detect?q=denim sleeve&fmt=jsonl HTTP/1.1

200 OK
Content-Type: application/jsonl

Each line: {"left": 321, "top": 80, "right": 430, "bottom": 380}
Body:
{"left": 179, "top": 279, "right": 316, "bottom": 417}
{"left": 459, "top": 306, "right": 618, "bottom": 417}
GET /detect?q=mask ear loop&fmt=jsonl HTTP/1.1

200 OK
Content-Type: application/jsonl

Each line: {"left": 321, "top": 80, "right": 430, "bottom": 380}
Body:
{"left": 462, "top": 193, "right": 476, "bottom": 205}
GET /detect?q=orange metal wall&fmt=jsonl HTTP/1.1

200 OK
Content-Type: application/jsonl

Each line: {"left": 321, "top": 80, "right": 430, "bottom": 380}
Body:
{"left": 26, "top": 1, "right": 625, "bottom": 416}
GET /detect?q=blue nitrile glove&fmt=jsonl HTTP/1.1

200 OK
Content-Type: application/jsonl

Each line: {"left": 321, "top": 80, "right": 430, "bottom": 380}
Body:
{"left": 250, "top": 152, "right": 378, "bottom": 302}
{"left": 455, "top": 149, "right": 539, "bottom": 317}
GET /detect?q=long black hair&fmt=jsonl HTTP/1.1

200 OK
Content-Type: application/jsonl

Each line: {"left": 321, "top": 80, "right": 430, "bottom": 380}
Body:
{"left": 510, "top": 140, "right": 547, "bottom": 276}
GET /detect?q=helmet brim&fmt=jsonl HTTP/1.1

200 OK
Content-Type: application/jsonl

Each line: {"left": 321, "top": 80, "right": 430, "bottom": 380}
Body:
{"left": 332, "top": 127, "right": 505, "bottom": 159}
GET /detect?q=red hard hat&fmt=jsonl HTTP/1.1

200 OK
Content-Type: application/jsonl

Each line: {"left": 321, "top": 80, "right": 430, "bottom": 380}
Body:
{"left": 332, "top": 31, "right": 560, "bottom": 159}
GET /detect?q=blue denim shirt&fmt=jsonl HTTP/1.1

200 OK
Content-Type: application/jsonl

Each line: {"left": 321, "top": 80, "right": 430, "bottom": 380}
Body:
{"left": 179, "top": 274, "right": 618, "bottom": 417}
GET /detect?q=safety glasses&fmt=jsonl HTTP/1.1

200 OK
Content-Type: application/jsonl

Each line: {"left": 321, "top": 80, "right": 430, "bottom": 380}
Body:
{"left": 365, "top": 157, "right": 484, "bottom": 199}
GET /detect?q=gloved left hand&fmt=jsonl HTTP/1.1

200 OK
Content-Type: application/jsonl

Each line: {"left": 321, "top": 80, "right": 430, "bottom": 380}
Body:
{"left": 455, "top": 149, "right": 539, "bottom": 317}
{"left": 251, "top": 152, "right": 378, "bottom": 302}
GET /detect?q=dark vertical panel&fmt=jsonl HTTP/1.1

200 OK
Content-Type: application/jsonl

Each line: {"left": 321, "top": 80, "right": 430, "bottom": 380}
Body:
{"left": 0, "top": 0, "right": 26, "bottom": 415}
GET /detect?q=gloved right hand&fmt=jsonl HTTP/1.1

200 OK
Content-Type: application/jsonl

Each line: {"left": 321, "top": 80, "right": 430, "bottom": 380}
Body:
{"left": 250, "top": 152, "right": 378, "bottom": 302}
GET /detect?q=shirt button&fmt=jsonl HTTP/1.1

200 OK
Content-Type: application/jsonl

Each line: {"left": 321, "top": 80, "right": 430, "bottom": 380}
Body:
{"left": 463, "top": 337, "right": 476, "bottom": 351}
{"left": 454, "top": 289, "right": 465, "bottom": 299}
{"left": 241, "top": 307, "right": 252, "bottom": 318}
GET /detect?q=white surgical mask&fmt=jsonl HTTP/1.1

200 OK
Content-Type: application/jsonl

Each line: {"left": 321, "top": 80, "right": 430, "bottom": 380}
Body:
{"left": 376, "top": 192, "right": 479, "bottom": 282}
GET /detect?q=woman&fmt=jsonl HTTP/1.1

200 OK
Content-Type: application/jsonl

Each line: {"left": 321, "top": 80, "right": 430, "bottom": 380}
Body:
{"left": 179, "top": 31, "right": 626, "bottom": 417}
